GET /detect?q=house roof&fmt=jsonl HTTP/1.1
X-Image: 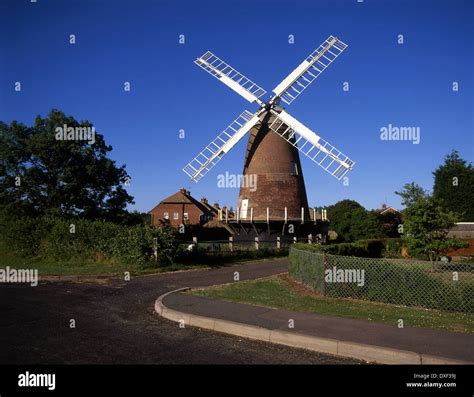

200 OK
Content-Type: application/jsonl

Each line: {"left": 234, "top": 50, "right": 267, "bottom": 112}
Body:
{"left": 161, "top": 190, "right": 193, "bottom": 204}
{"left": 378, "top": 206, "right": 400, "bottom": 215}
{"left": 149, "top": 189, "right": 212, "bottom": 214}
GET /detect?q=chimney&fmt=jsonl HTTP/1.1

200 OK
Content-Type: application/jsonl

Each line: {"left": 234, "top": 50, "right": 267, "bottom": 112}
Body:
{"left": 180, "top": 188, "right": 189, "bottom": 196}
{"left": 200, "top": 197, "right": 208, "bottom": 205}
{"left": 213, "top": 202, "right": 220, "bottom": 210}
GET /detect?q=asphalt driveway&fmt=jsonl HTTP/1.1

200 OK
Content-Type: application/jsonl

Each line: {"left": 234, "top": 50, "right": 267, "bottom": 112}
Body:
{"left": 0, "top": 259, "right": 360, "bottom": 364}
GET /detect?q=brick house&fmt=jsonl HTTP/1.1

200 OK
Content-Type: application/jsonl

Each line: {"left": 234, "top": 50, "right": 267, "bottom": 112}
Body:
{"left": 377, "top": 204, "right": 401, "bottom": 215}
{"left": 150, "top": 188, "right": 217, "bottom": 227}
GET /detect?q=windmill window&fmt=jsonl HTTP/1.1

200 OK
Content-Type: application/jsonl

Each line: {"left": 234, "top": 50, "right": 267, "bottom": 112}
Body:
{"left": 290, "top": 162, "right": 298, "bottom": 175}
{"left": 163, "top": 212, "right": 169, "bottom": 220}
{"left": 173, "top": 212, "right": 179, "bottom": 220}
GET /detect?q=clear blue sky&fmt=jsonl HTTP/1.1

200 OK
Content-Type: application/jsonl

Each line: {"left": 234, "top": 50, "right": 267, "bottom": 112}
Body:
{"left": 1, "top": 0, "right": 473, "bottom": 213}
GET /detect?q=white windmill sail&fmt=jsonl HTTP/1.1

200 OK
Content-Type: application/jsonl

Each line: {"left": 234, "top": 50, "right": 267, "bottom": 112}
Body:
{"left": 183, "top": 110, "right": 261, "bottom": 182}
{"left": 272, "top": 36, "right": 348, "bottom": 105}
{"left": 268, "top": 109, "right": 355, "bottom": 180}
{"left": 195, "top": 51, "right": 267, "bottom": 103}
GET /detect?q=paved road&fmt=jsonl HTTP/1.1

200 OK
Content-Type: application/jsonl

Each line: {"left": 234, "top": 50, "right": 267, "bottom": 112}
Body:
{"left": 0, "top": 259, "right": 360, "bottom": 364}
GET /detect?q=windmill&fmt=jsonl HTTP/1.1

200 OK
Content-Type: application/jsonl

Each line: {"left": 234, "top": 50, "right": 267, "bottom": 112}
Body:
{"left": 183, "top": 36, "right": 355, "bottom": 236}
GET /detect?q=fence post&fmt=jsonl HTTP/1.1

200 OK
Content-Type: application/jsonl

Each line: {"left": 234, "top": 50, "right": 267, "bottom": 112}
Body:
{"left": 229, "top": 236, "right": 233, "bottom": 252}
{"left": 192, "top": 236, "right": 198, "bottom": 250}
{"left": 308, "top": 234, "right": 312, "bottom": 244}
{"left": 254, "top": 236, "right": 259, "bottom": 250}
{"left": 276, "top": 236, "right": 281, "bottom": 250}
{"left": 152, "top": 237, "right": 158, "bottom": 262}
{"left": 322, "top": 252, "right": 327, "bottom": 296}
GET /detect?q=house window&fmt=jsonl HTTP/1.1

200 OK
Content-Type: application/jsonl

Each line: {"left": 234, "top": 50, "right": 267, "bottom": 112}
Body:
{"left": 163, "top": 212, "right": 169, "bottom": 220}
{"left": 183, "top": 212, "right": 189, "bottom": 221}
{"left": 173, "top": 212, "right": 179, "bottom": 220}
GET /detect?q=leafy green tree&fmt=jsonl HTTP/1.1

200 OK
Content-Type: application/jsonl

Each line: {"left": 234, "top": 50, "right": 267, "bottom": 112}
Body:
{"left": 396, "top": 182, "right": 428, "bottom": 206}
{"left": 395, "top": 183, "right": 467, "bottom": 262}
{"left": 326, "top": 199, "right": 382, "bottom": 242}
{"left": 0, "top": 110, "right": 133, "bottom": 221}
{"left": 433, "top": 150, "right": 474, "bottom": 221}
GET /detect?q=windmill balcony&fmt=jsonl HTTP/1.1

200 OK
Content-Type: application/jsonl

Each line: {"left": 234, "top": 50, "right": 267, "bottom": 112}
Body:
{"left": 217, "top": 207, "right": 328, "bottom": 224}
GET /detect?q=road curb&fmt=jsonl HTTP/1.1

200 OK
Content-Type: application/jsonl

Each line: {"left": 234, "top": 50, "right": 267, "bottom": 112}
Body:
{"left": 155, "top": 288, "right": 472, "bottom": 365}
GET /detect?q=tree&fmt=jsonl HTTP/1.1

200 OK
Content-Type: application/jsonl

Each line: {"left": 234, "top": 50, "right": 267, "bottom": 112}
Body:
{"left": 0, "top": 109, "right": 134, "bottom": 221}
{"left": 395, "top": 182, "right": 428, "bottom": 206}
{"left": 326, "top": 200, "right": 382, "bottom": 242}
{"left": 433, "top": 150, "right": 474, "bottom": 221}
{"left": 395, "top": 183, "right": 467, "bottom": 262}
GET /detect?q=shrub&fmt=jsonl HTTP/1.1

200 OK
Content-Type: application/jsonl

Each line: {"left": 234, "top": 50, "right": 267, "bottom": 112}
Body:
{"left": 293, "top": 239, "right": 403, "bottom": 258}
{"left": 382, "top": 238, "right": 403, "bottom": 258}
{"left": 355, "top": 239, "right": 386, "bottom": 258}
{"left": 0, "top": 216, "right": 50, "bottom": 257}
{"left": 0, "top": 216, "right": 178, "bottom": 267}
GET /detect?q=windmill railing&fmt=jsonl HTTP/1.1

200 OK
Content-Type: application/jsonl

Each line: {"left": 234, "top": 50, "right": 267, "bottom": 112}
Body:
{"left": 217, "top": 207, "right": 329, "bottom": 223}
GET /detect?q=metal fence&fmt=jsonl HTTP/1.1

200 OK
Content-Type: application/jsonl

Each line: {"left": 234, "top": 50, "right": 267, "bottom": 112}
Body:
{"left": 175, "top": 236, "right": 315, "bottom": 253}
{"left": 289, "top": 247, "right": 474, "bottom": 313}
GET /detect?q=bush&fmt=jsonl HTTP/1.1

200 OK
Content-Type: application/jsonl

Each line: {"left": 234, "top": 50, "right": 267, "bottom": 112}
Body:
{"left": 111, "top": 224, "right": 178, "bottom": 266}
{"left": 0, "top": 216, "right": 50, "bottom": 257}
{"left": 355, "top": 239, "right": 386, "bottom": 257}
{"left": 293, "top": 239, "right": 403, "bottom": 258}
{"left": 383, "top": 238, "right": 403, "bottom": 258}
{"left": 293, "top": 242, "right": 369, "bottom": 256}
{"left": 0, "top": 216, "right": 178, "bottom": 267}
{"left": 40, "top": 218, "right": 120, "bottom": 260}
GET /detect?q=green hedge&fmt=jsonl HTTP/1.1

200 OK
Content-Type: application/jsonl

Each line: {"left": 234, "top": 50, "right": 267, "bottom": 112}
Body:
{"left": 0, "top": 216, "right": 178, "bottom": 266}
{"left": 289, "top": 246, "right": 474, "bottom": 313}
{"left": 293, "top": 238, "right": 402, "bottom": 258}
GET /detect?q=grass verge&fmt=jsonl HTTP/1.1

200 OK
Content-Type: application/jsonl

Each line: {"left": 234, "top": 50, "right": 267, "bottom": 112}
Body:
{"left": 0, "top": 241, "right": 287, "bottom": 276}
{"left": 190, "top": 274, "right": 474, "bottom": 334}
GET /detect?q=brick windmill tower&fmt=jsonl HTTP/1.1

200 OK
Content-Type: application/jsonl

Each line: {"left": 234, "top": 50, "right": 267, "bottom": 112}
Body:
{"left": 183, "top": 36, "right": 355, "bottom": 238}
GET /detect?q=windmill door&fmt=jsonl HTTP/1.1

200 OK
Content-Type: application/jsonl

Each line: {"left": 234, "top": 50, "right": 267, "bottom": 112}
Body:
{"left": 241, "top": 199, "right": 249, "bottom": 219}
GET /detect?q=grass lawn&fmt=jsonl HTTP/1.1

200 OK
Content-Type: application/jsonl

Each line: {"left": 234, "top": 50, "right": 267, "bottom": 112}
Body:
{"left": 190, "top": 274, "right": 474, "bottom": 334}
